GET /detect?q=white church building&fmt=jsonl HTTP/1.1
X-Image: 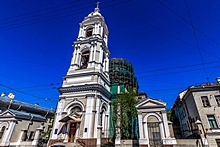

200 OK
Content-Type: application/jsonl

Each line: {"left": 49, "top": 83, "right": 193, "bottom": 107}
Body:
{"left": 48, "top": 5, "right": 177, "bottom": 147}
{"left": 49, "top": 5, "right": 111, "bottom": 147}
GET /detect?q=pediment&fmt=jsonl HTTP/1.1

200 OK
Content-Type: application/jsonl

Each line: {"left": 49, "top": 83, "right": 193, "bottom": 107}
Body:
{"left": 0, "top": 110, "right": 16, "bottom": 117}
{"left": 135, "top": 98, "right": 166, "bottom": 109}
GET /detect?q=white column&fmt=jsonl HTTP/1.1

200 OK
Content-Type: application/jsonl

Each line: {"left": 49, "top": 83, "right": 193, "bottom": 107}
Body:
{"left": 104, "top": 114, "right": 108, "bottom": 137}
{"left": 97, "top": 125, "right": 102, "bottom": 147}
{"left": 159, "top": 121, "right": 165, "bottom": 139}
{"left": 64, "top": 122, "right": 71, "bottom": 142}
{"left": 99, "top": 49, "right": 103, "bottom": 63}
{"left": 104, "top": 35, "right": 108, "bottom": 46}
{"left": 162, "top": 110, "right": 170, "bottom": 138}
{"left": 78, "top": 27, "right": 83, "bottom": 38}
{"left": 100, "top": 26, "right": 103, "bottom": 37}
{"left": 105, "top": 54, "right": 109, "bottom": 72}
{"left": 138, "top": 112, "right": 144, "bottom": 139}
{"left": 95, "top": 23, "right": 98, "bottom": 34}
{"left": 72, "top": 45, "right": 78, "bottom": 64}
{"left": 88, "top": 97, "right": 95, "bottom": 138}
{"left": 70, "top": 52, "right": 75, "bottom": 66}
{"left": 93, "top": 43, "right": 97, "bottom": 61}
{"left": 83, "top": 97, "right": 92, "bottom": 138}
{"left": 75, "top": 49, "right": 80, "bottom": 65}
{"left": 74, "top": 123, "right": 80, "bottom": 142}
{"left": 0, "top": 121, "right": 16, "bottom": 146}
{"left": 51, "top": 99, "right": 64, "bottom": 139}
{"left": 143, "top": 122, "right": 148, "bottom": 139}
{"left": 88, "top": 44, "right": 94, "bottom": 68}
{"left": 93, "top": 98, "right": 101, "bottom": 138}
{"left": 82, "top": 26, "right": 86, "bottom": 37}
{"left": 89, "top": 44, "right": 94, "bottom": 62}
{"left": 32, "top": 127, "right": 43, "bottom": 145}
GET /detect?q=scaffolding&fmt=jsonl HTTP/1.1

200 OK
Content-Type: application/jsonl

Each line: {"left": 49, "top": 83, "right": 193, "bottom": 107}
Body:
{"left": 109, "top": 58, "right": 139, "bottom": 90}
{"left": 109, "top": 58, "right": 139, "bottom": 139}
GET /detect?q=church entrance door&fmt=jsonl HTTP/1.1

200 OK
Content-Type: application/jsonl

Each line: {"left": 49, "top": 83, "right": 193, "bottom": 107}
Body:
{"left": 68, "top": 123, "right": 76, "bottom": 142}
{"left": 148, "top": 122, "right": 163, "bottom": 147}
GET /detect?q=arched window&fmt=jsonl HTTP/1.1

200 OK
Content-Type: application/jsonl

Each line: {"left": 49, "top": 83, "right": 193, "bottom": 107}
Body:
{"left": 70, "top": 106, "right": 81, "bottom": 114}
{"left": 86, "top": 27, "right": 93, "bottom": 37}
{"left": 102, "top": 52, "right": 106, "bottom": 64}
{"left": 147, "top": 115, "right": 162, "bottom": 146}
{"left": 80, "top": 50, "right": 90, "bottom": 69}
{"left": 101, "top": 106, "right": 107, "bottom": 136}
{"left": 0, "top": 126, "right": 6, "bottom": 140}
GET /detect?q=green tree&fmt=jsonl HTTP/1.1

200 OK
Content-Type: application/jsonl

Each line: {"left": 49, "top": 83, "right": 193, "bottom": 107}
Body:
{"left": 166, "top": 109, "right": 172, "bottom": 121}
{"left": 112, "top": 89, "right": 138, "bottom": 139}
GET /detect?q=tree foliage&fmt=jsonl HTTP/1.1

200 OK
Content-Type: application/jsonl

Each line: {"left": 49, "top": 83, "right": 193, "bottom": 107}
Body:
{"left": 112, "top": 89, "right": 138, "bottom": 139}
{"left": 166, "top": 109, "right": 172, "bottom": 121}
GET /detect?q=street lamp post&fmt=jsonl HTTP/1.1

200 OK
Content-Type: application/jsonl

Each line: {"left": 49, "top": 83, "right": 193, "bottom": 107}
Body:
{"left": 195, "top": 120, "right": 208, "bottom": 147}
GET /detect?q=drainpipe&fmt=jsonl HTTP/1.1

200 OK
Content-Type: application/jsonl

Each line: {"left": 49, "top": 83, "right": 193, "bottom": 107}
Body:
{"left": 44, "top": 111, "right": 49, "bottom": 118}
{"left": 8, "top": 99, "right": 13, "bottom": 109}
{"left": 183, "top": 98, "right": 194, "bottom": 134}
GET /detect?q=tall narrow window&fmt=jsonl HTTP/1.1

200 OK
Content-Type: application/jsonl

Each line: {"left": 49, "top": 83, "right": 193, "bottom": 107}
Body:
{"left": 215, "top": 95, "right": 220, "bottom": 107}
{"left": 86, "top": 27, "right": 93, "bottom": 37}
{"left": 21, "top": 130, "right": 28, "bottom": 141}
{"left": 80, "top": 50, "right": 90, "bottom": 69}
{"left": 0, "top": 126, "right": 6, "bottom": 140}
{"left": 201, "top": 96, "right": 210, "bottom": 107}
{"left": 207, "top": 115, "right": 218, "bottom": 128}
{"left": 28, "top": 131, "right": 35, "bottom": 141}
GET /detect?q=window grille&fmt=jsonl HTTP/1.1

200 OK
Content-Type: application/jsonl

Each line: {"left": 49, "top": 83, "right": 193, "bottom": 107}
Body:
{"left": 201, "top": 96, "right": 210, "bottom": 107}
{"left": 215, "top": 95, "right": 220, "bottom": 107}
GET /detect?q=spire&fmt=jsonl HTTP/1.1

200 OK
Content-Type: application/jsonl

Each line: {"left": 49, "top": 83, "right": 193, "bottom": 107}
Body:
{"left": 94, "top": 1, "right": 100, "bottom": 13}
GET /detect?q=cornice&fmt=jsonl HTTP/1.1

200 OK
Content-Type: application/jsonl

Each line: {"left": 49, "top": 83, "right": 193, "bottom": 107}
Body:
{"left": 64, "top": 71, "right": 110, "bottom": 86}
{"left": 190, "top": 85, "right": 220, "bottom": 92}
{"left": 58, "top": 84, "right": 111, "bottom": 98}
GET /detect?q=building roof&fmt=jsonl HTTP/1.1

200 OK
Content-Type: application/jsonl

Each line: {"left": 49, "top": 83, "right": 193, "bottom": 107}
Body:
{"left": 0, "top": 109, "right": 47, "bottom": 122}
{"left": 173, "top": 82, "right": 220, "bottom": 108}
{"left": 135, "top": 97, "right": 166, "bottom": 109}
{"left": 0, "top": 96, "right": 54, "bottom": 117}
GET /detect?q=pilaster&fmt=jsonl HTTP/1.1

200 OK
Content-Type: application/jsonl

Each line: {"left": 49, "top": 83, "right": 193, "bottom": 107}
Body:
{"left": 32, "top": 126, "right": 44, "bottom": 145}
{"left": 161, "top": 110, "right": 170, "bottom": 138}
{"left": 51, "top": 98, "right": 64, "bottom": 139}
{"left": 0, "top": 121, "right": 16, "bottom": 146}
{"left": 64, "top": 122, "right": 71, "bottom": 142}
{"left": 94, "top": 98, "right": 101, "bottom": 138}
{"left": 138, "top": 112, "right": 144, "bottom": 139}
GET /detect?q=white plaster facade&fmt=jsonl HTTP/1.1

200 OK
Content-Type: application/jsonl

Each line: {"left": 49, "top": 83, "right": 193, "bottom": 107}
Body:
{"left": 49, "top": 6, "right": 111, "bottom": 147}
{"left": 172, "top": 78, "right": 220, "bottom": 147}
{"left": 0, "top": 95, "right": 54, "bottom": 147}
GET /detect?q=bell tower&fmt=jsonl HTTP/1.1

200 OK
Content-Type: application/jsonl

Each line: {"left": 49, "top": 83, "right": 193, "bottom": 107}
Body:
{"left": 68, "top": 4, "right": 109, "bottom": 73}
{"left": 50, "top": 5, "right": 111, "bottom": 147}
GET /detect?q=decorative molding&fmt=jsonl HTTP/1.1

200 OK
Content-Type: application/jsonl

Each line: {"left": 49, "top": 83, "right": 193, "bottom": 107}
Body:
{"left": 58, "top": 84, "right": 111, "bottom": 98}
{"left": 86, "top": 94, "right": 95, "bottom": 97}
{"left": 64, "top": 72, "right": 110, "bottom": 86}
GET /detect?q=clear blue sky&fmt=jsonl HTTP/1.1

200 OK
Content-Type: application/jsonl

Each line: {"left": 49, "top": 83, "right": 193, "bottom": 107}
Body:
{"left": 0, "top": 0, "right": 220, "bottom": 110}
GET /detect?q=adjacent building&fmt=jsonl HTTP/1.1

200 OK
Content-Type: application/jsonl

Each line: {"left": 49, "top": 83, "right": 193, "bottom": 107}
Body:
{"left": 172, "top": 78, "right": 220, "bottom": 147}
{"left": 0, "top": 93, "right": 54, "bottom": 147}
{"left": 136, "top": 97, "right": 176, "bottom": 147}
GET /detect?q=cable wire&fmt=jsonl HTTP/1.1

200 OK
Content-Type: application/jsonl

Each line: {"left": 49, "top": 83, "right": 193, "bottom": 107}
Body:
{"left": 184, "top": 0, "right": 209, "bottom": 82}
{"left": 157, "top": 0, "right": 220, "bottom": 47}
